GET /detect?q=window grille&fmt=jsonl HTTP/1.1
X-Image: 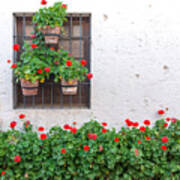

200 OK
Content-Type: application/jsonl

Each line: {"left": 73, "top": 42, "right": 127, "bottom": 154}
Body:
{"left": 13, "top": 13, "right": 91, "bottom": 109}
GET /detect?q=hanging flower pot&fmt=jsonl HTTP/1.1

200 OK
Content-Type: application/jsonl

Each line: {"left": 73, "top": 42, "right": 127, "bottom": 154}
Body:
{"left": 40, "top": 26, "right": 61, "bottom": 44}
{"left": 20, "top": 79, "right": 39, "bottom": 96}
{"left": 61, "top": 79, "right": 78, "bottom": 95}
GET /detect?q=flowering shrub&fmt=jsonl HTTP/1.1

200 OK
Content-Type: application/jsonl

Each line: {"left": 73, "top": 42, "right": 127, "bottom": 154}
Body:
{"left": 33, "top": 1, "right": 67, "bottom": 29}
{"left": 0, "top": 115, "right": 180, "bottom": 179}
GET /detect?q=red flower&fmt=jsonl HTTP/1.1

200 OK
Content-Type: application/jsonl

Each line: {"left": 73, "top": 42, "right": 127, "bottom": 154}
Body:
{"left": 161, "top": 136, "right": 168, "bottom": 143}
{"left": 68, "top": 53, "right": 72, "bottom": 57}
{"left": 99, "top": 145, "right": 103, "bottom": 152}
{"left": 54, "top": 61, "right": 59, "bottom": 65}
{"left": 158, "top": 109, "right": 165, "bottom": 115}
{"left": 50, "top": 47, "right": 55, "bottom": 50}
{"left": 64, "top": 124, "right": 71, "bottom": 130}
{"left": 133, "top": 122, "right": 139, "bottom": 127}
{"left": 11, "top": 64, "right": 17, "bottom": 68}
{"left": 134, "top": 148, "right": 139, "bottom": 156}
{"left": 61, "top": 148, "right": 66, "bottom": 154}
{"left": 139, "top": 126, "right": 146, "bottom": 132}
{"left": 137, "top": 140, "right": 141, "bottom": 144}
{"left": 13, "top": 44, "right": 20, "bottom": 51}
{"left": 145, "top": 136, "right": 151, "bottom": 140}
{"left": 44, "top": 67, "right": 50, "bottom": 73}
{"left": 1, "top": 171, "right": 5, "bottom": 175}
{"left": 163, "top": 123, "right": 168, "bottom": 127}
{"left": 19, "top": 114, "right": 25, "bottom": 119}
{"left": 72, "top": 121, "right": 77, "bottom": 125}
{"left": 70, "top": 127, "right": 77, "bottom": 134}
{"left": 165, "top": 117, "right": 171, "bottom": 121}
{"left": 10, "top": 121, "right": 17, "bottom": 129}
{"left": 61, "top": 4, "right": 67, "bottom": 9}
{"left": 38, "top": 126, "right": 44, "bottom": 131}
{"left": 37, "top": 69, "right": 43, "bottom": 74}
{"left": 31, "top": 34, "right": 36, "bottom": 38}
{"left": 125, "top": 119, "right": 133, "bottom": 126}
{"left": 25, "top": 121, "right": 30, "bottom": 128}
{"left": 161, "top": 145, "right": 167, "bottom": 151}
{"left": 84, "top": 145, "right": 90, "bottom": 151}
{"left": 7, "top": 59, "right": 11, "bottom": 63}
{"left": 14, "top": 155, "right": 21, "bottom": 163}
{"left": 171, "top": 118, "right": 177, "bottom": 123}
{"left": 87, "top": 73, "right": 93, "bottom": 79}
{"left": 26, "top": 120, "right": 30, "bottom": 125}
{"left": 81, "top": 59, "right": 87, "bottom": 66}
{"left": 88, "top": 133, "right": 97, "bottom": 140}
{"left": 40, "top": 133, "right": 47, "bottom": 140}
{"left": 102, "top": 122, "right": 107, "bottom": 126}
{"left": 144, "top": 120, "right": 150, "bottom": 126}
{"left": 114, "top": 137, "right": 120, "bottom": 142}
{"left": 41, "top": 0, "right": 47, "bottom": 5}
{"left": 102, "top": 128, "right": 107, "bottom": 133}
{"left": 66, "top": 60, "right": 72, "bottom": 66}
{"left": 31, "top": 44, "right": 38, "bottom": 49}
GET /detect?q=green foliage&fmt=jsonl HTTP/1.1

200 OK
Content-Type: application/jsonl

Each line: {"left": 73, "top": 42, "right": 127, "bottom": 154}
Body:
{"left": 0, "top": 118, "right": 180, "bottom": 179}
{"left": 33, "top": 2, "right": 67, "bottom": 29}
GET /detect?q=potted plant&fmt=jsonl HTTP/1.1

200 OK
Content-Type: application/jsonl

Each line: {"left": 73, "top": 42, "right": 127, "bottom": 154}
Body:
{"left": 11, "top": 43, "right": 52, "bottom": 96}
{"left": 54, "top": 50, "right": 93, "bottom": 95}
{"left": 33, "top": 1, "right": 67, "bottom": 44}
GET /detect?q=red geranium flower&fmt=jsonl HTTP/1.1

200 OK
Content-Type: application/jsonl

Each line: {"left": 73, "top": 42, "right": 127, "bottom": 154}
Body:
{"left": 102, "top": 122, "right": 107, "bottom": 126}
{"left": 40, "top": 133, "right": 47, "bottom": 140}
{"left": 114, "top": 137, "right": 120, "bottom": 142}
{"left": 88, "top": 133, "right": 97, "bottom": 140}
{"left": 10, "top": 121, "right": 17, "bottom": 129}
{"left": 61, "top": 4, "right": 67, "bottom": 9}
{"left": 133, "top": 122, "right": 139, "bottom": 127}
{"left": 171, "top": 118, "right": 177, "bottom": 123}
{"left": 38, "top": 126, "right": 44, "bottom": 131}
{"left": 7, "top": 59, "right": 11, "bottom": 63}
{"left": 1, "top": 171, "right": 5, "bottom": 175}
{"left": 137, "top": 140, "right": 141, "bottom": 144}
{"left": 125, "top": 119, "right": 133, "bottom": 126}
{"left": 87, "top": 73, "right": 93, "bottom": 79}
{"left": 44, "top": 67, "right": 50, "bottom": 73}
{"left": 37, "top": 69, "right": 43, "bottom": 74}
{"left": 31, "top": 34, "right": 36, "bottom": 38}
{"left": 161, "top": 145, "right": 167, "bottom": 151}
{"left": 139, "top": 126, "right": 146, "bottom": 132}
{"left": 145, "top": 136, "right": 151, "bottom": 140}
{"left": 144, "top": 120, "right": 150, "bottom": 126}
{"left": 31, "top": 44, "right": 38, "bottom": 49}
{"left": 41, "top": 0, "right": 47, "bottom": 5}
{"left": 66, "top": 60, "right": 72, "bottom": 66}
{"left": 161, "top": 136, "right": 168, "bottom": 143}
{"left": 64, "top": 124, "right": 71, "bottom": 130}
{"left": 13, "top": 44, "right": 20, "bottom": 51}
{"left": 81, "top": 59, "right": 87, "bottom": 66}
{"left": 102, "top": 128, "right": 107, "bottom": 133}
{"left": 163, "top": 123, "right": 168, "bottom": 127}
{"left": 70, "top": 127, "right": 77, "bottom": 134}
{"left": 19, "top": 114, "right": 25, "bottom": 119}
{"left": 99, "top": 145, "right": 103, "bottom": 152}
{"left": 11, "top": 64, "right": 17, "bottom": 68}
{"left": 72, "top": 121, "right": 77, "bottom": 125}
{"left": 158, "top": 109, "right": 165, "bottom": 115}
{"left": 26, "top": 120, "right": 30, "bottom": 125}
{"left": 165, "top": 117, "right": 171, "bottom": 121}
{"left": 61, "top": 148, "right": 66, "bottom": 154}
{"left": 14, "top": 155, "right": 21, "bottom": 163}
{"left": 84, "top": 145, "right": 90, "bottom": 151}
{"left": 50, "top": 47, "right": 55, "bottom": 50}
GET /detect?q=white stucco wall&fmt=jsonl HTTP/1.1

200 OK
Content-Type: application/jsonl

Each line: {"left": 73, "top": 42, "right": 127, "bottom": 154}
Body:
{"left": 1, "top": 0, "right": 180, "bottom": 130}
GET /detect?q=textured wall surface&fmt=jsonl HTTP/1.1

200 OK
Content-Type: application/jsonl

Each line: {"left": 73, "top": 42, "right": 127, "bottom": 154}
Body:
{"left": 0, "top": 0, "right": 180, "bottom": 130}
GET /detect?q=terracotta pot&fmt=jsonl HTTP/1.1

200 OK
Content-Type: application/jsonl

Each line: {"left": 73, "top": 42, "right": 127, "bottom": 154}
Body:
{"left": 20, "top": 79, "right": 39, "bottom": 96}
{"left": 61, "top": 79, "right": 78, "bottom": 95}
{"left": 40, "top": 26, "right": 60, "bottom": 44}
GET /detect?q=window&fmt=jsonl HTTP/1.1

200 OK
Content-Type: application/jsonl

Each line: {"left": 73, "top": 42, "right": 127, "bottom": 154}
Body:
{"left": 13, "top": 13, "right": 91, "bottom": 109}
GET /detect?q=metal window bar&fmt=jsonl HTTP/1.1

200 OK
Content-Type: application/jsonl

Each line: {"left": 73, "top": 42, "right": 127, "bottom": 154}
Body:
{"left": 13, "top": 13, "right": 91, "bottom": 109}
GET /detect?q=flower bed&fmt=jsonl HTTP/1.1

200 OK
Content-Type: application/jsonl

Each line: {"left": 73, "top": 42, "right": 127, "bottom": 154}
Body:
{"left": 0, "top": 114, "right": 180, "bottom": 179}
